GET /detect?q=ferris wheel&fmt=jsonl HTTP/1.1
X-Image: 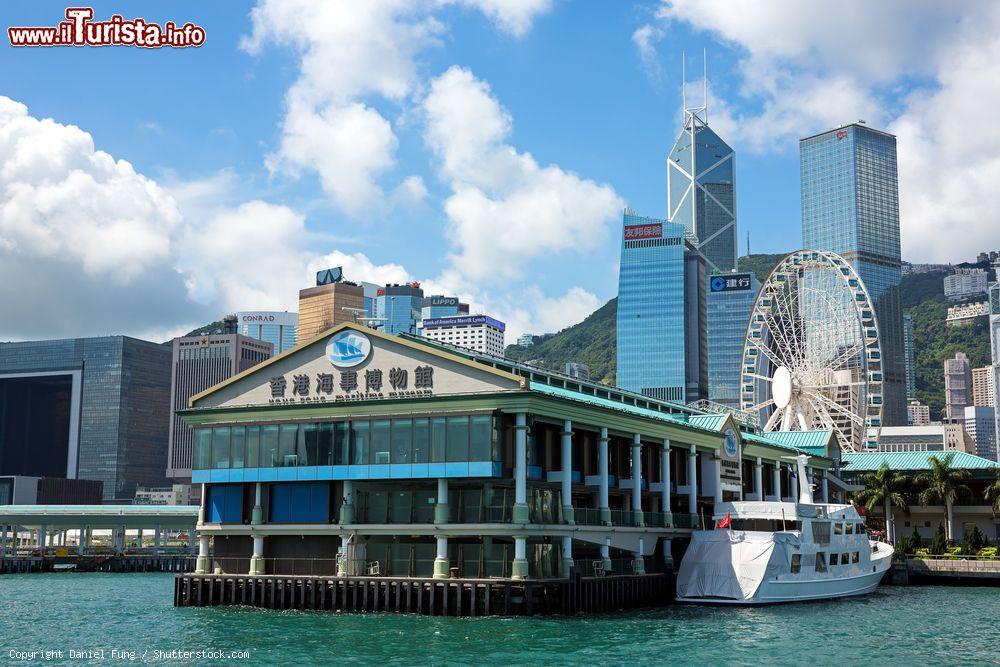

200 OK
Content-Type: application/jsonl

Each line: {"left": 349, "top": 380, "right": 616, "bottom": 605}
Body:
{"left": 740, "top": 250, "right": 883, "bottom": 452}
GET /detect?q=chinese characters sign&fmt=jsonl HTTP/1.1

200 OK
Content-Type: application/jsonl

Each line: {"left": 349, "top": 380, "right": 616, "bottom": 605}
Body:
{"left": 623, "top": 223, "right": 662, "bottom": 241}
{"left": 268, "top": 365, "right": 435, "bottom": 404}
{"left": 709, "top": 273, "right": 754, "bottom": 293}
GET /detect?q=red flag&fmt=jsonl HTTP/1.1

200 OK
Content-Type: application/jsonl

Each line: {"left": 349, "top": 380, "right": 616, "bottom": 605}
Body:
{"left": 716, "top": 513, "right": 731, "bottom": 529}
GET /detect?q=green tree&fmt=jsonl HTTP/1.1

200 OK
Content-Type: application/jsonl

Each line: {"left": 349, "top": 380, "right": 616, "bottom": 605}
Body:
{"left": 915, "top": 453, "right": 972, "bottom": 541}
{"left": 985, "top": 467, "right": 1000, "bottom": 515}
{"left": 855, "top": 464, "right": 908, "bottom": 543}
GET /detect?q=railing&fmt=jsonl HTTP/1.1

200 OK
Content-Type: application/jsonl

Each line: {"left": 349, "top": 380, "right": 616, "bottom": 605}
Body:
{"left": 670, "top": 513, "right": 702, "bottom": 530}
{"left": 643, "top": 511, "right": 671, "bottom": 528}
{"left": 609, "top": 510, "right": 636, "bottom": 527}
{"left": 574, "top": 557, "right": 647, "bottom": 577}
{"left": 572, "top": 508, "right": 607, "bottom": 526}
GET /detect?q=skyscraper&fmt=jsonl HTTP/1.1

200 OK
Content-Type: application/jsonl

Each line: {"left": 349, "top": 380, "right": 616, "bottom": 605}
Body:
{"left": 964, "top": 405, "right": 997, "bottom": 462}
{"left": 989, "top": 280, "right": 1000, "bottom": 457}
{"left": 707, "top": 272, "right": 759, "bottom": 409}
{"left": 297, "top": 273, "right": 365, "bottom": 342}
{"left": 801, "top": 123, "right": 906, "bottom": 425}
{"left": 376, "top": 283, "right": 425, "bottom": 335}
{"left": 666, "top": 64, "right": 737, "bottom": 274}
{"left": 616, "top": 208, "right": 706, "bottom": 402}
{"left": 944, "top": 352, "right": 972, "bottom": 421}
{"left": 972, "top": 365, "right": 995, "bottom": 407}
{"left": 236, "top": 311, "right": 298, "bottom": 353}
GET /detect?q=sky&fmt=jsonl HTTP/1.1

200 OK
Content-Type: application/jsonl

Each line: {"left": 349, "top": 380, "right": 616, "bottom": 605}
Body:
{"left": 1, "top": 1, "right": 999, "bottom": 343}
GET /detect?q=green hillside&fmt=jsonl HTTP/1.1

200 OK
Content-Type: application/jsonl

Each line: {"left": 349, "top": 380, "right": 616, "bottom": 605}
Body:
{"left": 503, "top": 257, "right": 991, "bottom": 420}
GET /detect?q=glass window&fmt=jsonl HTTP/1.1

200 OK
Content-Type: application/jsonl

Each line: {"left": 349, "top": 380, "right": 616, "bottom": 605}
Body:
{"left": 834, "top": 522, "right": 844, "bottom": 535}
{"left": 245, "top": 426, "right": 260, "bottom": 469}
{"left": 261, "top": 425, "right": 279, "bottom": 467}
{"left": 816, "top": 553, "right": 827, "bottom": 573}
{"left": 813, "top": 521, "right": 830, "bottom": 544}
{"left": 317, "top": 423, "right": 333, "bottom": 466}
{"left": 841, "top": 553, "right": 850, "bottom": 565}
{"left": 430, "top": 417, "right": 447, "bottom": 462}
{"left": 370, "top": 419, "right": 390, "bottom": 464}
{"left": 391, "top": 419, "right": 412, "bottom": 464}
{"left": 790, "top": 554, "right": 801, "bottom": 574}
{"left": 352, "top": 421, "right": 369, "bottom": 465}
{"left": 469, "top": 415, "right": 492, "bottom": 461}
{"left": 829, "top": 554, "right": 838, "bottom": 567}
{"left": 194, "top": 429, "right": 212, "bottom": 470}
{"left": 846, "top": 523, "right": 854, "bottom": 535}
{"left": 299, "top": 423, "right": 318, "bottom": 466}
{"left": 279, "top": 424, "right": 298, "bottom": 466}
{"left": 852, "top": 552, "right": 860, "bottom": 564}
{"left": 211, "top": 427, "right": 230, "bottom": 469}
{"left": 333, "top": 422, "right": 349, "bottom": 465}
{"left": 230, "top": 426, "right": 245, "bottom": 469}
{"left": 446, "top": 416, "right": 469, "bottom": 462}
{"left": 413, "top": 418, "right": 430, "bottom": 463}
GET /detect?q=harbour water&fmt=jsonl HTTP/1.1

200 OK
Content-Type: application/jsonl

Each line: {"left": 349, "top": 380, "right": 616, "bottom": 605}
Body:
{"left": 1, "top": 573, "right": 998, "bottom": 665}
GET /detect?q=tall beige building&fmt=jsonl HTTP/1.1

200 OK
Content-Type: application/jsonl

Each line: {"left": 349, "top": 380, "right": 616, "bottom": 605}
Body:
{"left": 944, "top": 352, "right": 972, "bottom": 420}
{"left": 972, "top": 365, "right": 995, "bottom": 407}
{"left": 297, "top": 282, "right": 365, "bottom": 342}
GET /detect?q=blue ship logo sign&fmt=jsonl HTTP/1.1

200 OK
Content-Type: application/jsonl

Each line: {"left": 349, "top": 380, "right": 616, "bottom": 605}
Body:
{"left": 724, "top": 429, "right": 738, "bottom": 457}
{"left": 326, "top": 330, "right": 372, "bottom": 368}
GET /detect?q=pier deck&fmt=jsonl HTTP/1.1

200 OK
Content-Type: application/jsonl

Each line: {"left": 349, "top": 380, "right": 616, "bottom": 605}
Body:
{"left": 173, "top": 573, "right": 673, "bottom": 616}
{"left": 1, "top": 554, "right": 195, "bottom": 574}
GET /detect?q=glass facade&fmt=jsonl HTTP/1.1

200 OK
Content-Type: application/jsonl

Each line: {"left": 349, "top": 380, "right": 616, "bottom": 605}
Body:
{"left": 667, "top": 122, "right": 737, "bottom": 273}
{"left": 616, "top": 210, "right": 688, "bottom": 402}
{"left": 236, "top": 311, "right": 298, "bottom": 353}
{"left": 801, "top": 124, "right": 906, "bottom": 425}
{"left": 0, "top": 336, "right": 171, "bottom": 501}
{"left": 707, "top": 273, "right": 760, "bottom": 408}
{"left": 193, "top": 414, "right": 500, "bottom": 470}
{"left": 376, "top": 285, "right": 424, "bottom": 335}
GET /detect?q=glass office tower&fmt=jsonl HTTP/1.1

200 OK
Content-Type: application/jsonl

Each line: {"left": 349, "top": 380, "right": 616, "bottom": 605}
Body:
{"left": 707, "top": 272, "right": 760, "bottom": 409}
{"left": 616, "top": 209, "right": 706, "bottom": 403}
{"left": 801, "top": 123, "right": 906, "bottom": 425}
{"left": 236, "top": 311, "right": 298, "bottom": 353}
{"left": 376, "top": 283, "right": 425, "bottom": 335}
{"left": 666, "top": 107, "right": 737, "bottom": 273}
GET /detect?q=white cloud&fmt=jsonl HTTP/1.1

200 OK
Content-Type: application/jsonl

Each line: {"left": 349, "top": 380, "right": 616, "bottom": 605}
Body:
{"left": 632, "top": 24, "right": 665, "bottom": 80}
{"left": 422, "top": 66, "right": 624, "bottom": 282}
{"left": 653, "top": 0, "right": 1000, "bottom": 261}
{"left": 443, "top": 0, "right": 552, "bottom": 38}
{"left": 391, "top": 174, "right": 429, "bottom": 208}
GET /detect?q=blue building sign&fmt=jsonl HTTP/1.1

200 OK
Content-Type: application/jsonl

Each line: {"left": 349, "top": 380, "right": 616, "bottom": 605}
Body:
{"left": 422, "top": 316, "right": 505, "bottom": 332}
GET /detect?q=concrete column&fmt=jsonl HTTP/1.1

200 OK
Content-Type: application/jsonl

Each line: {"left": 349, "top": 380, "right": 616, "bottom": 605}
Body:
{"left": 601, "top": 537, "right": 612, "bottom": 573}
{"left": 1, "top": 524, "right": 7, "bottom": 557}
{"left": 435, "top": 478, "right": 450, "bottom": 524}
{"left": 631, "top": 434, "right": 644, "bottom": 526}
{"left": 433, "top": 537, "right": 450, "bottom": 579}
{"left": 561, "top": 536, "right": 573, "bottom": 577}
{"left": 511, "top": 536, "right": 528, "bottom": 579}
{"left": 822, "top": 474, "right": 830, "bottom": 502}
{"left": 78, "top": 526, "right": 86, "bottom": 556}
{"left": 198, "top": 483, "right": 206, "bottom": 524}
{"left": 153, "top": 526, "right": 161, "bottom": 553}
{"left": 772, "top": 466, "right": 782, "bottom": 501}
{"left": 598, "top": 427, "right": 611, "bottom": 526}
{"left": 806, "top": 467, "right": 814, "bottom": 501}
{"left": 251, "top": 482, "right": 264, "bottom": 525}
{"left": 661, "top": 440, "right": 672, "bottom": 522}
{"left": 195, "top": 535, "right": 210, "bottom": 574}
{"left": 713, "top": 450, "right": 724, "bottom": 504}
{"left": 250, "top": 535, "right": 265, "bottom": 575}
{"left": 754, "top": 458, "right": 764, "bottom": 501}
{"left": 633, "top": 537, "right": 646, "bottom": 575}
{"left": 513, "top": 412, "right": 529, "bottom": 524}
{"left": 687, "top": 446, "right": 698, "bottom": 515}
{"left": 561, "top": 421, "right": 575, "bottom": 525}
{"left": 39, "top": 524, "right": 48, "bottom": 555}
{"left": 137, "top": 528, "right": 143, "bottom": 549}
{"left": 340, "top": 480, "right": 355, "bottom": 524}
{"left": 790, "top": 465, "right": 798, "bottom": 501}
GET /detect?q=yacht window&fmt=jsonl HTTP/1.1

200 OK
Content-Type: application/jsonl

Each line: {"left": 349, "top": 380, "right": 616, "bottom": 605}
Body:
{"left": 846, "top": 523, "right": 854, "bottom": 535}
{"left": 856, "top": 524, "right": 867, "bottom": 536}
{"left": 852, "top": 552, "right": 860, "bottom": 564}
{"left": 790, "top": 554, "right": 801, "bottom": 574}
{"left": 816, "top": 553, "right": 827, "bottom": 573}
{"left": 834, "top": 523, "right": 844, "bottom": 535}
{"left": 840, "top": 553, "right": 850, "bottom": 565}
{"left": 813, "top": 522, "right": 831, "bottom": 544}
{"left": 829, "top": 553, "right": 837, "bottom": 567}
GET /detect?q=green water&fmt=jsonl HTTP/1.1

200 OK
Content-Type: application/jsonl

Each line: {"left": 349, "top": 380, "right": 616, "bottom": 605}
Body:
{"left": 0, "top": 573, "right": 997, "bottom": 665}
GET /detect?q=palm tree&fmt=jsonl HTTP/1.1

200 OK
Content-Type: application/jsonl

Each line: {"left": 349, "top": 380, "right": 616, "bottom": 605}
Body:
{"left": 914, "top": 453, "right": 972, "bottom": 542}
{"left": 985, "top": 467, "right": 1000, "bottom": 516}
{"left": 856, "top": 464, "right": 908, "bottom": 543}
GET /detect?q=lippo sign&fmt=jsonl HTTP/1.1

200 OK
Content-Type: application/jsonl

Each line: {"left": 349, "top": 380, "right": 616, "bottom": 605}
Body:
{"left": 623, "top": 223, "right": 662, "bottom": 241}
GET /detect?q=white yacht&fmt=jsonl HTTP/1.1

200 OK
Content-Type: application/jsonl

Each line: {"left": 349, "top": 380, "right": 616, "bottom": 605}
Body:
{"left": 675, "top": 455, "right": 893, "bottom": 605}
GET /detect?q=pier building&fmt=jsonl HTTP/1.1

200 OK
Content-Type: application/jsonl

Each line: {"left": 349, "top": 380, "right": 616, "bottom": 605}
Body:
{"left": 181, "top": 323, "right": 841, "bottom": 581}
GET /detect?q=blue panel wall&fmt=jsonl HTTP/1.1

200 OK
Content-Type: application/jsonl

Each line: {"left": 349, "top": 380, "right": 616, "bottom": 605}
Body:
{"left": 207, "top": 484, "right": 243, "bottom": 524}
{"left": 269, "top": 482, "right": 330, "bottom": 523}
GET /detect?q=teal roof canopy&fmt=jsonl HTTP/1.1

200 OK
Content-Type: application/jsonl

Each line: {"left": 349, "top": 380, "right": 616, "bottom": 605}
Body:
{"left": 842, "top": 451, "right": 1000, "bottom": 472}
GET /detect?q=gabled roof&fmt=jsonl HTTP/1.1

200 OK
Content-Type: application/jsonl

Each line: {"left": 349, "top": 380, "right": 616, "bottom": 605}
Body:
{"left": 688, "top": 413, "right": 729, "bottom": 431}
{"left": 842, "top": 451, "right": 1000, "bottom": 472}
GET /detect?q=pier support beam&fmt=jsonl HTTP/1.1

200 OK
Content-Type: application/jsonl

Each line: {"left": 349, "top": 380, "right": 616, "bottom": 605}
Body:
{"left": 561, "top": 536, "right": 574, "bottom": 578}
{"left": 250, "top": 536, "right": 265, "bottom": 575}
{"left": 772, "top": 466, "right": 782, "bottom": 501}
{"left": 561, "top": 421, "right": 575, "bottom": 525}
{"left": 598, "top": 427, "right": 611, "bottom": 526}
{"left": 511, "top": 537, "right": 528, "bottom": 580}
{"left": 153, "top": 526, "right": 161, "bottom": 553}
{"left": 713, "top": 451, "right": 723, "bottom": 504}
{"left": 251, "top": 482, "right": 263, "bottom": 525}
{"left": 513, "top": 412, "right": 529, "bottom": 524}
{"left": 435, "top": 478, "right": 450, "bottom": 524}
{"left": 661, "top": 439, "right": 672, "bottom": 525}
{"left": 433, "top": 537, "right": 450, "bottom": 578}
{"left": 78, "top": 526, "right": 86, "bottom": 556}
{"left": 687, "top": 446, "right": 698, "bottom": 515}
{"left": 340, "top": 480, "right": 355, "bottom": 524}
{"left": 39, "top": 524, "right": 47, "bottom": 556}
{"left": 632, "top": 434, "right": 644, "bottom": 527}
{"left": 633, "top": 538, "right": 645, "bottom": 575}
{"left": 195, "top": 535, "right": 210, "bottom": 574}
{"left": 754, "top": 458, "right": 763, "bottom": 501}
{"left": 601, "top": 538, "right": 612, "bottom": 573}
{"left": 1, "top": 525, "right": 7, "bottom": 557}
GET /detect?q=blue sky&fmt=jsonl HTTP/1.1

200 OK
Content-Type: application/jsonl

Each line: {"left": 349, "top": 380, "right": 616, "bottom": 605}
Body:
{"left": 1, "top": 1, "right": 997, "bottom": 342}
